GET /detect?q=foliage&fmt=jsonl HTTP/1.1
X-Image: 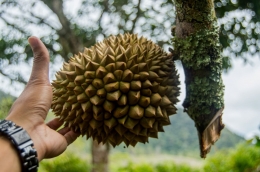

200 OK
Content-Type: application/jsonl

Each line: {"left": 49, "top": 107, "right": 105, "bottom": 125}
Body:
{"left": 214, "top": 0, "right": 260, "bottom": 68}
{"left": 254, "top": 136, "right": 260, "bottom": 147}
{"left": 0, "top": 0, "right": 259, "bottom": 85}
{"left": 39, "top": 151, "right": 91, "bottom": 172}
{"left": 0, "top": 96, "right": 14, "bottom": 119}
{"left": 203, "top": 143, "right": 260, "bottom": 172}
{"left": 39, "top": 150, "right": 200, "bottom": 172}
{"left": 37, "top": 142, "right": 260, "bottom": 172}
{"left": 112, "top": 161, "right": 200, "bottom": 172}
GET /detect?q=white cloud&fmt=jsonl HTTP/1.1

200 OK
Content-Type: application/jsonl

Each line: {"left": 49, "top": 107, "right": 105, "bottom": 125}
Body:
{"left": 223, "top": 57, "right": 260, "bottom": 138}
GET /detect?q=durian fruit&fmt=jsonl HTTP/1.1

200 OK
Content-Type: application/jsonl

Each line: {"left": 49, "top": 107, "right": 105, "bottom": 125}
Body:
{"left": 51, "top": 33, "right": 180, "bottom": 147}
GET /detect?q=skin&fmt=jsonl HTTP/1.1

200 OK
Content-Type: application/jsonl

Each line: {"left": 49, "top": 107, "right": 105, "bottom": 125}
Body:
{"left": 0, "top": 36, "right": 79, "bottom": 172}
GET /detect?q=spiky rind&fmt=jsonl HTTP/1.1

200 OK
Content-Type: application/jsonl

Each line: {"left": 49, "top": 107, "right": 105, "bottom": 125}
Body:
{"left": 51, "top": 33, "right": 180, "bottom": 147}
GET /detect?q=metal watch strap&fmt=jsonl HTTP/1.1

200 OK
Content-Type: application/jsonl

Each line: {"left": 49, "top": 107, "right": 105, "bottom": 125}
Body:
{"left": 0, "top": 120, "right": 38, "bottom": 172}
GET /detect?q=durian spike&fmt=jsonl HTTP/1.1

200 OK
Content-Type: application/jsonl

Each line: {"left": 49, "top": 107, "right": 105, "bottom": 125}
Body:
{"left": 104, "top": 82, "right": 119, "bottom": 92}
{"left": 122, "top": 69, "right": 133, "bottom": 82}
{"left": 106, "top": 90, "right": 121, "bottom": 101}
{"left": 85, "top": 84, "right": 96, "bottom": 97}
{"left": 124, "top": 117, "right": 139, "bottom": 130}
{"left": 103, "top": 100, "right": 115, "bottom": 113}
{"left": 104, "top": 117, "right": 117, "bottom": 129}
{"left": 160, "top": 96, "right": 172, "bottom": 107}
{"left": 118, "top": 94, "right": 127, "bottom": 106}
{"left": 103, "top": 73, "right": 116, "bottom": 84}
{"left": 124, "top": 131, "right": 135, "bottom": 141}
{"left": 114, "top": 70, "right": 123, "bottom": 80}
{"left": 144, "top": 105, "right": 156, "bottom": 117}
{"left": 130, "top": 81, "right": 142, "bottom": 90}
{"left": 129, "top": 105, "right": 144, "bottom": 119}
{"left": 96, "top": 88, "right": 106, "bottom": 97}
{"left": 142, "top": 80, "right": 152, "bottom": 88}
{"left": 119, "top": 82, "right": 130, "bottom": 93}
{"left": 115, "top": 124, "right": 128, "bottom": 136}
{"left": 139, "top": 96, "right": 150, "bottom": 108}
{"left": 140, "top": 117, "right": 155, "bottom": 129}
{"left": 92, "top": 78, "right": 104, "bottom": 89}
{"left": 90, "top": 95, "right": 104, "bottom": 106}
{"left": 113, "top": 106, "right": 129, "bottom": 118}
{"left": 150, "top": 93, "right": 162, "bottom": 107}
{"left": 128, "top": 91, "right": 141, "bottom": 105}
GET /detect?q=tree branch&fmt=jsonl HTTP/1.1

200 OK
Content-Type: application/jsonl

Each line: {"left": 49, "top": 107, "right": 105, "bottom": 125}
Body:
{"left": 41, "top": 0, "right": 82, "bottom": 61}
{"left": 0, "top": 13, "right": 28, "bottom": 35}
{"left": 130, "top": 0, "right": 142, "bottom": 33}
{"left": 0, "top": 69, "right": 27, "bottom": 85}
{"left": 98, "top": 0, "right": 109, "bottom": 28}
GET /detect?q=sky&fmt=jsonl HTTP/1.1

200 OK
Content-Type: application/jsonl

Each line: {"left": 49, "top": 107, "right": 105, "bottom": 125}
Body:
{"left": 0, "top": 0, "right": 259, "bottom": 139}
{"left": 222, "top": 57, "right": 260, "bottom": 138}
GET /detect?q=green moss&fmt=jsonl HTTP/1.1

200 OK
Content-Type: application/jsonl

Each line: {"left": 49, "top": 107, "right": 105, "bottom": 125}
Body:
{"left": 172, "top": 20, "right": 224, "bottom": 120}
{"left": 174, "top": 0, "right": 215, "bottom": 25}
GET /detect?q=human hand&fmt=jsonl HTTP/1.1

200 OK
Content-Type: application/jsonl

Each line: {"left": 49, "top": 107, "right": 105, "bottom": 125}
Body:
{"left": 5, "top": 36, "right": 79, "bottom": 161}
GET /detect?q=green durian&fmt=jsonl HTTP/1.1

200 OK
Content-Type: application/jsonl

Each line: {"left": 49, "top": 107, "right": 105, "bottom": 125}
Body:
{"left": 51, "top": 33, "right": 180, "bottom": 147}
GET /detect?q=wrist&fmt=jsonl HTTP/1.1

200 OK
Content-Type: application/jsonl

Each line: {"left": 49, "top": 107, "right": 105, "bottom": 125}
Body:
{"left": 28, "top": 126, "right": 47, "bottom": 161}
{"left": 0, "top": 136, "right": 22, "bottom": 172}
{"left": 5, "top": 117, "right": 46, "bottom": 161}
{"left": 0, "top": 119, "right": 39, "bottom": 171}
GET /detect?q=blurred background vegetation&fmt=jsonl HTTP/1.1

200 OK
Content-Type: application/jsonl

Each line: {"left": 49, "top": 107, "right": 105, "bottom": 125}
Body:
{"left": 0, "top": 0, "right": 260, "bottom": 171}
{"left": 1, "top": 92, "right": 259, "bottom": 171}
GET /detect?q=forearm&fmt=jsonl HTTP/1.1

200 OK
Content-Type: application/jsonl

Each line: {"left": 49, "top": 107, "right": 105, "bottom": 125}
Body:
{"left": 0, "top": 136, "right": 21, "bottom": 172}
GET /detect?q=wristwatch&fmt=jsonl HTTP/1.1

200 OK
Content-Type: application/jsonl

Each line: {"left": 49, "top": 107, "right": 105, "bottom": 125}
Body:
{"left": 0, "top": 120, "right": 38, "bottom": 172}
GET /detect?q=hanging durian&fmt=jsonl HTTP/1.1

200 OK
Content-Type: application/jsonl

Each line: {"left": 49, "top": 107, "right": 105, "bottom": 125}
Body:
{"left": 51, "top": 33, "right": 180, "bottom": 147}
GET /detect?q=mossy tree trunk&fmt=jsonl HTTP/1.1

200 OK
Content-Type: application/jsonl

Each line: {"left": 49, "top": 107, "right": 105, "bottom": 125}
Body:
{"left": 172, "top": 0, "right": 225, "bottom": 158}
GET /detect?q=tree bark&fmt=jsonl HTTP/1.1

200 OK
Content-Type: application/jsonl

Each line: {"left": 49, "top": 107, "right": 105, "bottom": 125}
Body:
{"left": 172, "top": 0, "right": 225, "bottom": 158}
{"left": 91, "top": 141, "right": 109, "bottom": 172}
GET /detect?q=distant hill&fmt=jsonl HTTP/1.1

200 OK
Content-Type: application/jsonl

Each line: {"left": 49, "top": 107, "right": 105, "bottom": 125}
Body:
{"left": 113, "top": 108, "right": 244, "bottom": 157}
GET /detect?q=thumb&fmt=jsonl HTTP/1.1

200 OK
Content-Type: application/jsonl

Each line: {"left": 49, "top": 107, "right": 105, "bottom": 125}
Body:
{"left": 28, "top": 36, "right": 50, "bottom": 84}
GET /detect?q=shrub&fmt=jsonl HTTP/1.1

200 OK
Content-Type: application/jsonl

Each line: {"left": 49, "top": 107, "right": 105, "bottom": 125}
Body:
{"left": 115, "top": 161, "right": 199, "bottom": 172}
{"left": 0, "top": 97, "right": 14, "bottom": 118}
{"left": 204, "top": 143, "right": 260, "bottom": 172}
{"left": 155, "top": 162, "right": 200, "bottom": 172}
{"left": 115, "top": 162, "right": 154, "bottom": 172}
{"left": 39, "top": 151, "right": 90, "bottom": 172}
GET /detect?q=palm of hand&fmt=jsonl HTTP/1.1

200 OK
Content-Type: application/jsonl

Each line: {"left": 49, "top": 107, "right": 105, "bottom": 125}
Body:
{"left": 5, "top": 37, "right": 78, "bottom": 161}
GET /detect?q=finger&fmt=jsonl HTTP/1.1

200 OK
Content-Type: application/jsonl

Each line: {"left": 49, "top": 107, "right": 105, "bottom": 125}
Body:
{"left": 47, "top": 118, "right": 63, "bottom": 130}
{"left": 28, "top": 36, "right": 50, "bottom": 84}
{"left": 57, "top": 127, "right": 70, "bottom": 135}
{"left": 64, "top": 131, "right": 80, "bottom": 145}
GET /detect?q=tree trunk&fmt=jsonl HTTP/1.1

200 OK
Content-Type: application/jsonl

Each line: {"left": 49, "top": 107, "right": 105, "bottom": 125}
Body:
{"left": 91, "top": 141, "right": 110, "bottom": 172}
{"left": 172, "top": 0, "right": 225, "bottom": 158}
